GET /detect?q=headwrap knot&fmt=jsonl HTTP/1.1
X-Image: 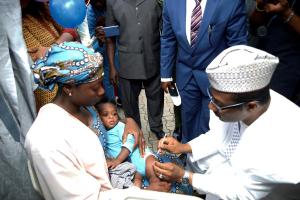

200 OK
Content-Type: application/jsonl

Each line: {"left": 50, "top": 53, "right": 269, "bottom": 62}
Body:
{"left": 31, "top": 42, "right": 104, "bottom": 91}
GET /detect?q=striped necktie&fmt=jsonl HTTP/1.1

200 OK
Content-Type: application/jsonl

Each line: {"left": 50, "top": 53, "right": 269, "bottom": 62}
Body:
{"left": 191, "top": 0, "right": 202, "bottom": 47}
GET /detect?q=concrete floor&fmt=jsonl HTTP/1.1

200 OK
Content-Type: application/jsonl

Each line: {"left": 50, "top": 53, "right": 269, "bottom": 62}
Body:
{"left": 118, "top": 90, "right": 175, "bottom": 151}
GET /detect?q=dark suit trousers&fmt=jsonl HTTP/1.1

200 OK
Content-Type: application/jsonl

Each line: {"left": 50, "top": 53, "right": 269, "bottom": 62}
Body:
{"left": 119, "top": 75, "right": 164, "bottom": 132}
{"left": 180, "top": 76, "right": 210, "bottom": 143}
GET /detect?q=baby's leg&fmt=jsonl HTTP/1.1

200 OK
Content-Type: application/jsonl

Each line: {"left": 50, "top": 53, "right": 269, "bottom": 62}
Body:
{"left": 145, "top": 155, "right": 160, "bottom": 183}
{"left": 133, "top": 172, "right": 143, "bottom": 188}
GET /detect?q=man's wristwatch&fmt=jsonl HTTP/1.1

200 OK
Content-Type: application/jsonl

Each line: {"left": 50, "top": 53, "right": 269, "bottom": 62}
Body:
{"left": 181, "top": 170, "right": 190, "bottom": 185}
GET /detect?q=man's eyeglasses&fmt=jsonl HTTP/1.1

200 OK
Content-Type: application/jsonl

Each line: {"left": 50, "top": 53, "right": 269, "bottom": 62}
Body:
{"left": 207, "top": 88, "right": 246, "bottom": 112}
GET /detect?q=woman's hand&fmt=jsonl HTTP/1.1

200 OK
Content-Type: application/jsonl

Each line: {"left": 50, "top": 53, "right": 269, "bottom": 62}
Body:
{"left": 122, "top": 118, "right": 146, "bottom": 156}
{"left": 152, "top": 161, "right": 184, "bottom": 182}
{"left": 106, "top": 158, "right": 121, "bottom": 169}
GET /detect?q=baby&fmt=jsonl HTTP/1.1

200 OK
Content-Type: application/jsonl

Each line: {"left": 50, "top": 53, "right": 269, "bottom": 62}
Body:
{"left": 95, "top": 98, "right": 165, "bottom": 189}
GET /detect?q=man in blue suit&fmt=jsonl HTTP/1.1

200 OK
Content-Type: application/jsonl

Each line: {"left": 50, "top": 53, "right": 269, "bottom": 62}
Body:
{"left": 161, "top": 0, "right": 248, "bottom": 143}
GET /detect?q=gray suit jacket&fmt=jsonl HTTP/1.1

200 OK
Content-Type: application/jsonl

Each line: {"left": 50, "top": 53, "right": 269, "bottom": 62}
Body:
{"left": 106, "top": 0, "right": 161, "bottom": 79}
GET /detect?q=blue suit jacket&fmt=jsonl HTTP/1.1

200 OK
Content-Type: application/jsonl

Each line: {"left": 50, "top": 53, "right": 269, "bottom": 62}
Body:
{"left": 160, "top": 0, "right": 248, "bottom": 93}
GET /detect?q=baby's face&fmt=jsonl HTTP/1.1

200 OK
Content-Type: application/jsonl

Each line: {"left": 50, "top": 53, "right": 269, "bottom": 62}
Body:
{"left": 99, "top": 103, "right": 118, "bottom": 129}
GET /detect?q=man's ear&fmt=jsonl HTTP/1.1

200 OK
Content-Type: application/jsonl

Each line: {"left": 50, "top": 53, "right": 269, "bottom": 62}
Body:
{"left": 246, "top": 101, "right": 259, "bottom": 111}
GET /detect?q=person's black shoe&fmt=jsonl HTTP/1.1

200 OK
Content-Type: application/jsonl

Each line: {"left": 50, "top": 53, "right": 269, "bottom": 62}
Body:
{"left": 151, "top": 130, "right": 165, "bottom": 140}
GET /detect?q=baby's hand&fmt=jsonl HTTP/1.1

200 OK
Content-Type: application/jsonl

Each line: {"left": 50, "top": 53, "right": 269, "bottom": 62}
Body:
{"left": 106, "top": 159, "right": 121, "bottom": 169}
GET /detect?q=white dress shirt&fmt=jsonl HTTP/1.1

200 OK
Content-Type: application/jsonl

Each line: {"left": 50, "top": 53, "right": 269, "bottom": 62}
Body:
{"left": 186, "top": 0, "right": 207, "bottom": 44}
{"left": 161, "top": 0, "right": 207, "bottom": 82}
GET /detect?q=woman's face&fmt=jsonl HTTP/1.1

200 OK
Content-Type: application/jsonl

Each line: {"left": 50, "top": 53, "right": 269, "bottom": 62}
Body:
{"left": 70, "top": 78, "right": 105, "bottom": 107}
{"left": 99, "top": 103, "right": 118, "bottom": 129}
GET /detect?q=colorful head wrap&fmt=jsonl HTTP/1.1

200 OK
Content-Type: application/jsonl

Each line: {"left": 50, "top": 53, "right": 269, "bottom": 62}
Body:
{"left": 31, "top": 42, "right": 104, "bottom": 91}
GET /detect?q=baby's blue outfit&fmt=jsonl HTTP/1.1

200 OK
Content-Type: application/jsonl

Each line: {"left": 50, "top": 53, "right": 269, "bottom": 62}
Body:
{"left": 87, "top": 107, "right": 193, "bottom": 194}
{"left": 106, "top": 121, "right": 151, "bottom": 176}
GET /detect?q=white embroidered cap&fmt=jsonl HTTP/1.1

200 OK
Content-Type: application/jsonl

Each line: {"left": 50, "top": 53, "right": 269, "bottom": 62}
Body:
{"left": 206, "top": 45, "right": 279, "bottom": 93}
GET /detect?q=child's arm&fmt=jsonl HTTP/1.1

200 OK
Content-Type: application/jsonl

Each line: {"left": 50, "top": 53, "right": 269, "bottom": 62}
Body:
{"left": 121, "top": 118, "right": 146, "bottom": 156}
{"left": 106, "top": 147, "right": 130, "bottom": 169}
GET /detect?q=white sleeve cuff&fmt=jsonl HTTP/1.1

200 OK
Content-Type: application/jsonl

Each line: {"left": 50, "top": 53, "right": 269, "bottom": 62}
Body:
{"left": 161, "top": 77, "right": 173, "bottom": 82}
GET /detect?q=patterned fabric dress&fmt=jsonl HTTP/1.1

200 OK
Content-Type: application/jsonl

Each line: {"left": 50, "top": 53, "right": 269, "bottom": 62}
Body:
{"left": 22, "top": 6, "right": 77, "bottom": 111}
{"left": 22, "top": 15, "right": 61, "bottom": 51}
{"left": 22, "top": 11, "right": 61, "bottom": 111}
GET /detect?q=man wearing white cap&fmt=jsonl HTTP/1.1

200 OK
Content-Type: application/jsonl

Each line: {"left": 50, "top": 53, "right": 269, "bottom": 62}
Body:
{"left": 153, "top": 45, "right": 300, "bottom": 199}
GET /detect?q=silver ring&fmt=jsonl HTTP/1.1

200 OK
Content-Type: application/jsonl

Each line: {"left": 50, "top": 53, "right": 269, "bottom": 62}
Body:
{"left": 158, "top": 173, "right": 164, "bottom": 179}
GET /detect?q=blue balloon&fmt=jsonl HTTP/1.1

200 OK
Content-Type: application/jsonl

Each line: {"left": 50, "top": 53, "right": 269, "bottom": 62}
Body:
{"left": 49, "top": 0, "right": 86, "bottom": 28}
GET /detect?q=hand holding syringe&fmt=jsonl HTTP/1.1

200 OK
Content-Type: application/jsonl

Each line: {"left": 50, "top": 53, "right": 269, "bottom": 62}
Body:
{"left": 157, "top": 133, "right": 167, "bottom": 154}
